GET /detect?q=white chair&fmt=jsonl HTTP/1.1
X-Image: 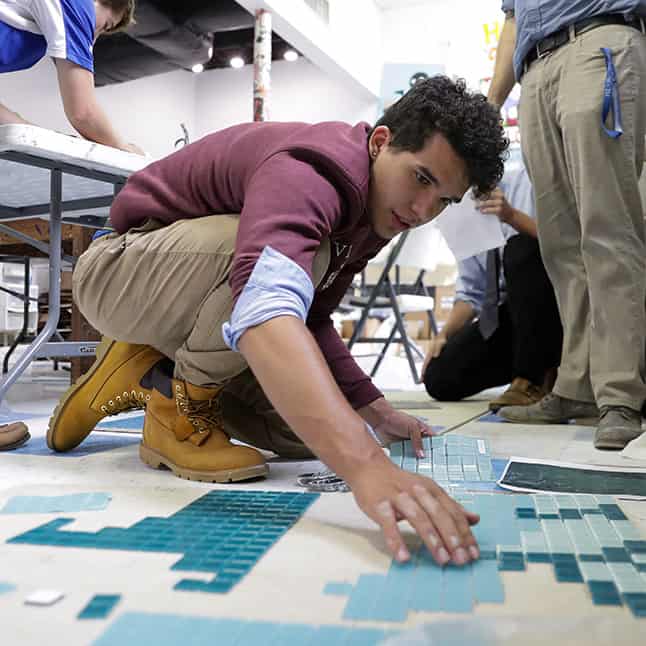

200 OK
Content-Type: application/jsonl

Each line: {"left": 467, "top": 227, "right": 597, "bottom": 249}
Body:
{"left": 347, "top": 222, "right": 457, "bottom": 383}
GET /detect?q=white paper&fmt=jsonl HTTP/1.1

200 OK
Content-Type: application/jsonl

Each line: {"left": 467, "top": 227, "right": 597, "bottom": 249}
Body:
{"left": 621, "top": 432, "right": 646, "bottom": 463}
{"left": 433, "top": 191, "right": 506, "bottom": 260}
{"left": 497, "top": 456, "right": 646, "bottom": 500}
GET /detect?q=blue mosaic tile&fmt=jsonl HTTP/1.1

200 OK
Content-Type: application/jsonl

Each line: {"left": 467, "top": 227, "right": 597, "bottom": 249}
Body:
{"left": 78, "top": 594, "right": 121, "bottom": 620}
{"left": 0, "top": 582, "right": 16, "bottom": 595}
{"left": 325, "top": 493, "right": 646, "bottom": 622}
{"left": 323, "top": 582, "right": 354, "bottom": 596}
{"left": 93, "top": 612, "right": 396, "bottom": 646}
{"left": 8, "top": 490, "right": 318, "bottom": 594}
{"left": 391, "top": 436, "right": 507, "bottom": 492}
{"left": 1, "top": 493, "right": 111, "bottom": 514}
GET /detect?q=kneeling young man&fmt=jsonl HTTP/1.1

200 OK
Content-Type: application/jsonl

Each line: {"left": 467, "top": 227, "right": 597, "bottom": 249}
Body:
{"left": 49, "top": 76, "right": 507, "bottom": 566}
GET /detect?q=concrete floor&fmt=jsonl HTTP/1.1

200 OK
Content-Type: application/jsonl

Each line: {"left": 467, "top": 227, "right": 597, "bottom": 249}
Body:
{"left": 0, "top": 355, "right": 645, "bottom": 645}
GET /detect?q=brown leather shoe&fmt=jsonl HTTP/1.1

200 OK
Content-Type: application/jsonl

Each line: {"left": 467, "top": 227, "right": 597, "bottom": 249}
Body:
{"left": 139, "top": 379, "right": 268, "bottom": 483}
{"left": 47, "top": 337, "right": 165, "bottom": 452}
{"left": 0, "top": 421, "right": 30, "bottom": 450}
{"left": 489, "top": 377, "right": 547, "bottom": 412}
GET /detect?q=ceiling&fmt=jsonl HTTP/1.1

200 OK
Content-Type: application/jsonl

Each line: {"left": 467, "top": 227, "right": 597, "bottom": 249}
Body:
{"left": 93, "top": 0, "right": 297, "bottom": 86}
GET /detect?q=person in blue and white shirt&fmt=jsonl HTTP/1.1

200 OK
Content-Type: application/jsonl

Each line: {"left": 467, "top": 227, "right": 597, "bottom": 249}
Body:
{"left": 0, "top": 0, "right": 142, "bottom": 153}
{"left": 423, "top": 161, "right": 563, "bottom": 412}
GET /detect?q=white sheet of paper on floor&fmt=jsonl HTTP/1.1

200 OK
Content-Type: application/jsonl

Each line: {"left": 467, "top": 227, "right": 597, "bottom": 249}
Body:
{"left": 498, "top": 456, "right": 646, "bottom": 500}
{"left": 621, "top": 432, "right": 646, "bottom": 463}
{"left": 25, "top": 589, "right": 65, "bottom": 606}
{"left": 433, "top": 191, "right": 506, "bottom": 260}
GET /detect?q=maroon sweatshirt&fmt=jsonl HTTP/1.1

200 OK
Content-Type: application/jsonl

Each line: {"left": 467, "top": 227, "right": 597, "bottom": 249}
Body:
{"left": 110, "top": 121, "right": 388, "bottom": 408}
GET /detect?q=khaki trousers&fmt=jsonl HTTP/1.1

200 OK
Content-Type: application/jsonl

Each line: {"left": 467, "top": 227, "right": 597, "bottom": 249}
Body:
{"left": 519, "top": 25, "right": 646, "bottom": 409}
{"left": 73, "top": 215, "right": 331, "bottom": 458}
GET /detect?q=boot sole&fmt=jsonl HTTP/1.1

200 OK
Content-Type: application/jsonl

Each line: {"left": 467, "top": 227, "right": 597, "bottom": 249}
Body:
{"left": 139, "top": 443, "right": 269, "bottom": 483}
{"left": 46, "top": 337, "right": 115, "bottom": 451}
{"left": 0, "top": 431, "right": 31, "bottom": 451}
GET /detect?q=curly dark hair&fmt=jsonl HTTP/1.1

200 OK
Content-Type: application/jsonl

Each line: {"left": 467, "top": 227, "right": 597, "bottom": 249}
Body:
{"left": 371, "top": 75, "right": 508, "bottom": 198}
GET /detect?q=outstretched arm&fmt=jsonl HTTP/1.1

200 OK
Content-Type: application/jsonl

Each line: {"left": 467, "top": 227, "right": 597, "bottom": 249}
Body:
{"left": 238, "top": 315, "right": 480, "bottom": 566}
{"left": 55, "top": 59, "right": 142, "bottom": 153}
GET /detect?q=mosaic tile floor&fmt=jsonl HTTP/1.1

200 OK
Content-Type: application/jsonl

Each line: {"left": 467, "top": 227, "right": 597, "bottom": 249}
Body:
{"left": 327, "top": 492, "right": 646, "bottom": 621}
{"left": 7, "top": 490, "right": 318, "bottom": 594}
{"left": 93, "top": 612, "right": 395, "bottom": 646}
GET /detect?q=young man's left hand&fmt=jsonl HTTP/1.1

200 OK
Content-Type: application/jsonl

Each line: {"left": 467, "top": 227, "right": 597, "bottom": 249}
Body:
{"left": 359, "top": 397, "right": 433, "bottom": 457}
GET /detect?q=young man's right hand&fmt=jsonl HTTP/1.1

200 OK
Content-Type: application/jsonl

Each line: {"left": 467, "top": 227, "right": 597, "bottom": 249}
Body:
{"left": 346, "top": 454, "right": 480, "bottom": 565}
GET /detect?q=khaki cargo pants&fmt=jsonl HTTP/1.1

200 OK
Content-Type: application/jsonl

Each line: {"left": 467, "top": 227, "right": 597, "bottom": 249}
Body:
{"left": 519, "top": 25, "right": 646, "bottom": 409}
{"left": 73, "top": 215, "right": 331, "bottom": 458}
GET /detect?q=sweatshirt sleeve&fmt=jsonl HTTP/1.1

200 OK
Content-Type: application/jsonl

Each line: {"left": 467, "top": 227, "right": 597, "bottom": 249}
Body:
{"left": 229, "top": 152, "right": 344, "bottom": 301}
{"left": 307, "top": 256, "right": 383, "bottom": 409}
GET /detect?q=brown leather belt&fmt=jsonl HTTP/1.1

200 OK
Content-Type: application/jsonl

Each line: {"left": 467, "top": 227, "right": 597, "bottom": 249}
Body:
{"left": 523, "top": 13, "right": 646, "bottom": 73}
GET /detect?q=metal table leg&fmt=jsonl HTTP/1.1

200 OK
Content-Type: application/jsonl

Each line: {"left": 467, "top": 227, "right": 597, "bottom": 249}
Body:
{"left": 0, "top": 169, "right": 63, "bottom": 401}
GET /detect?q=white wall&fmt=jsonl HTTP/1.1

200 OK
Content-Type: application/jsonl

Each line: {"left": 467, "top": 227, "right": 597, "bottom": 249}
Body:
{"left": 1, "top": 62, "right": 197, "bottom": 159}
{"left": 194, "top": 58, "right": 379, "bottom": 138}
{"left": 380, "top": 0, "right": 505, "bottom": 89}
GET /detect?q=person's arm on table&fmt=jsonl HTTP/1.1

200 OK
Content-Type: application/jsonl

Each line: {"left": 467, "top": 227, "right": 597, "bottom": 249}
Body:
{"left": 238, "top": 315, "right": 480, "bottom": 566}
{"left": 488, "top": 12, "right": 517, "bottom": 110}
{"left": 55, "top": 59, "right": 143, "bottom": 154}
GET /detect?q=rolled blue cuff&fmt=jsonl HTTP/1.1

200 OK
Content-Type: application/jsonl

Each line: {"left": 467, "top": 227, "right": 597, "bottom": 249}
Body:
{"left": 222, "top": 246, "right": 315, "bottom": 351}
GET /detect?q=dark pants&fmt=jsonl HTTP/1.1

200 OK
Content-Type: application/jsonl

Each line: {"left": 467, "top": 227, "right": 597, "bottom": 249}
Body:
{"left": 424, "top": 235, "right": 563, "bottom": 401}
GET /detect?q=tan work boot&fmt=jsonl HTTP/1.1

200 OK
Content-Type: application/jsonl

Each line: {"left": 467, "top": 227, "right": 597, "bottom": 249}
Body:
{"left": 489, "top": 377, "right": 547, "bottom": 412}
{"left": 47, "top": 337, "right": 165, "bottom": 452}
{"left": 0, "top": 422, "right": 30, "bottom": 450}
{"left": 139, "top": 379, "right": 269, "bottom": 483}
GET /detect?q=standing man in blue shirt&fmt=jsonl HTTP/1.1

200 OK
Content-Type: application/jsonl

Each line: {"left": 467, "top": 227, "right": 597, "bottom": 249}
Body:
{"left": 0, "top": 0, "right": 142, "bottom": 153}
{"left": 488, "top": 2, "right": 646, "bottom": 450}
{"left": 423, "top": 162, "right": 562, "bottom": 411}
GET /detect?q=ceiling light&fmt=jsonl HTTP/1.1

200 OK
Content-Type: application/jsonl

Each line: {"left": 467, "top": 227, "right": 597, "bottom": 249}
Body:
{"left": 191, "top": 63, "right": 204, "bottom": 74}
{"left": 230, "top": 56, "right": 245, "bottom": 69}
{"left": 283, "top": 49, "right": 298, "bottom": 62}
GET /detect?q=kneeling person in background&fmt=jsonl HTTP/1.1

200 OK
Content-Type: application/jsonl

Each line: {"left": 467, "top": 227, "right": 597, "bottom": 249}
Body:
{"left": 423, "top": 162, "right": 562, "bottom": 411}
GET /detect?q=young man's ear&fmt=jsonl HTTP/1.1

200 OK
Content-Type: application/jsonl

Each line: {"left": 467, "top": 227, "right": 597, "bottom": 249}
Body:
{"left": 369, "top": 126, "right": 392, "bottom": 158}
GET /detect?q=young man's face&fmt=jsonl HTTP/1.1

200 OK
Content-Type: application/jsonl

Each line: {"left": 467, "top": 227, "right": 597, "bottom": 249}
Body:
{"left": 94, "top": 2, "right": 123, "bottom": 39}
{"left": 368, "top": 126, "right": 470, "bottom": 239}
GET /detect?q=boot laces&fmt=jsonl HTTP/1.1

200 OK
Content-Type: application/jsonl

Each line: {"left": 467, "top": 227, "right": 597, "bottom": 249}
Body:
{"left": 175, "top": 389, "right": 222, "bottom": 434}
{"left": 100, "top": 390, "right": 150, "bottom": 416}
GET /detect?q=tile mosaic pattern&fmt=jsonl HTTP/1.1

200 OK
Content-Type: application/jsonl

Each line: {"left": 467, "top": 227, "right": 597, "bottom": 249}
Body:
{"left": 8, "top": 490, "right": 318, "bottom": 594}
{"left": 78, "top": 594, "right": 121, "bottom": 620}
{"left": 332, "top": 492, "right": 646, "bottom": 621}
{"left": 94, "top": 612, "right": 395, "bottom": 646}
{"left": 390, "top": 435, "right": 496, "bottom": 486}
{"left": 1, "top": 493, "right": 111, "bottom": 514}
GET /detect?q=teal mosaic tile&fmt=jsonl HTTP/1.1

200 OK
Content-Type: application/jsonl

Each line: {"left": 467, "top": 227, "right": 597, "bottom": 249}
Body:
{"left": 391, "top": 436, "right": 505, "bottom": 493}
{"left": 8, "top": 490, "right": 318, "bottom": 594}
{"left": 323, "top": 582, "right": 354, "bottom": 596}
{"left": 78, "top": 594, "right": 121, "bottom": 620}
{"left": 1, "top": 493, "right": 111, "bottom": 514}
{"left": 93, "top": 613, "right": 395, "bottom": 646}
{"left": 326, "top": 493, "right": 646, "bottom": 622}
